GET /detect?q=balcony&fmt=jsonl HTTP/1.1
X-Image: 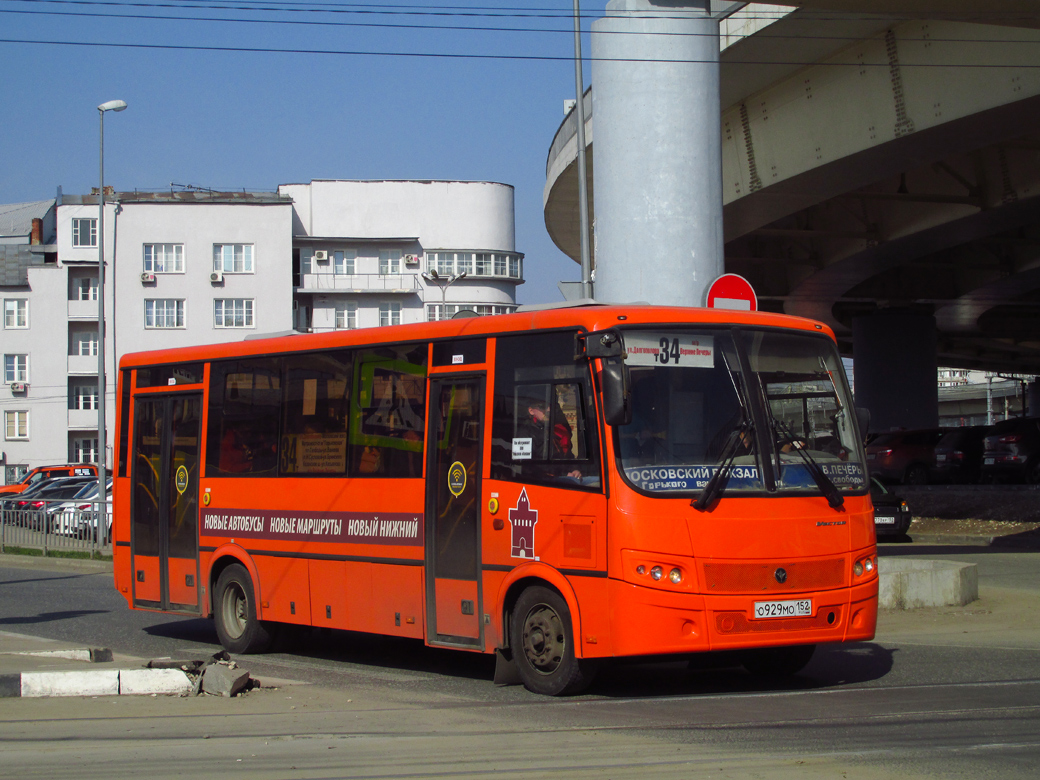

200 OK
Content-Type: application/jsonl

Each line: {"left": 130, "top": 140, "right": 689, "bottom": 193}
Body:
{"left": 68, "top": 299, "right": 98, "bottom": 319}
{"left": 68, "top": 355, "right": 98, "bottom": 375}
{"left": 297, "top": 273, "right": 421, "bottom": 294}
{"left": 68, "top": 408, "right": 99, "bottom": 430}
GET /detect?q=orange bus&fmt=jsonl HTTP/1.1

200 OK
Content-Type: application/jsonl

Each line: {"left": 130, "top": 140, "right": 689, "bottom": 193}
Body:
{"left": 112, "top": 304, "right": 877, "bottom": 695}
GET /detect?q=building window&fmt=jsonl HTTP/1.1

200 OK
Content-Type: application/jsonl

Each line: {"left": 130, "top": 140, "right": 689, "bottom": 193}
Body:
{"left": 72, "top": 331, "right": 99, "bottom": 356}
{"left": 379, "top": 249, "right": 402, "bottom": 275}
{"left": 4, "top": 299, "right": 28, "bottom": 329}
{"left": 74, "top": 385, "right": 99, "bottom": 410}
{"left": 72, "top": 218, "right": 97, "bottom": 247}
{"left": 335, "top": 303, "right": 358, "bottom": 330}
{"left": 4, "top": 354, "right": 28, "bottom": 383}
{"left": 455, "top": 252, "right": 474, "bottom": 276}
{"left": 73, "top": 437, "right": 98, "bottom": 463}
{"left": 334, "top": 250, "right": 356, "bottom": 276}
{"left": 143, "top": 244, "right": 184, "bottom": 273}
{"left": 214, "top": 298, "right": 254, "bottom": 328}
{"left": 379, "top": 302, "right": 401, "bottom": 327}
{"left": 433, "top": 252, "right": 454, "bottom": 276}
{"left": 475, "top": 253, "right": 492, "bottom": 276}
{"left": 510, "top": 256, "right": 521, "bottom": 278}
{"left": 5, "top": 411, "right": 28, "bottom": 440}
{"left": 75, "top": 277, "right": 98, "bottom": 301}
{"left": 494, "top": 253, "right": 508, "bottom": 276}
{"left": 428, "top": 304, "right": 515, "bottom": 321}
{"left": 213, "top": 244, "right": 254, "bottom": 274}
{"left": 145, "top": 299, "right": 185, "bottom": 328}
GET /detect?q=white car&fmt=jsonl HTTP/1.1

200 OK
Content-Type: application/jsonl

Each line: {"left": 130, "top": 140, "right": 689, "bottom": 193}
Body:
{"left": 50, "top": 480, "right": 112, "bottom": 541}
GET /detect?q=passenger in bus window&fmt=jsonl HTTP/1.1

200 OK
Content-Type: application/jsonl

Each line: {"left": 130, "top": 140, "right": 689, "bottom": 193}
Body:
{"left": 219, "top": 426, "right": 253, "bottom": 473}
{"left": 516, "top": 398, "right": 582, "bottom": 480}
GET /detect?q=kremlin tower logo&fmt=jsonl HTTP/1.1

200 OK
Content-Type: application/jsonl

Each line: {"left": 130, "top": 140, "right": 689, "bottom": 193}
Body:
{"left": 508, "top": 488, "right": 538, "bottom": 559}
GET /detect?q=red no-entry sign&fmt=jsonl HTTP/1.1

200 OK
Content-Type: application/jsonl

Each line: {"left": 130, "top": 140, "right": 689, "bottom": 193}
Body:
{"left": 706, "top": 273, "right": 758, "bottom": 312}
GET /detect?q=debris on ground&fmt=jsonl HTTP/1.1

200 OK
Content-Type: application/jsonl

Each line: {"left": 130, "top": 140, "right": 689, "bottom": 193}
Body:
{"left": 145, "top": 651, "right": 260, "bottom": 697}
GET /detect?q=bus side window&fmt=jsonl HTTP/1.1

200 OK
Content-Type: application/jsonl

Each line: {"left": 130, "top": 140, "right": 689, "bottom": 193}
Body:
{"left": 348, "top": 344, "right": 427, "bottom": 478}
{"left": 280, "top": 351, "right": 352, "bottom": 476}
{"left": 491, "top": 331, "right": 601, "bottom": 489}
{"left": 206, "top": 359, "right": 282, "bottom": 477}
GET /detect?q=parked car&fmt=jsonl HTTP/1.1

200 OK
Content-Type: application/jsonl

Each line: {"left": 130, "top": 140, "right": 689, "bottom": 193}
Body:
{"left": 7, "top": 477, "right": 99, "bottom": 531}
{"left": 10, "top": 475, "right": 98, "bottom": 509}
{"left": 870, "top": 477, "right": 912, "bottom": 539}
{"left": 50, "top": 479, "right": 113, "bottom": 540}
{"left": 930, "top": 425, "right": 991, "bottom": 484}
{"left": 0, "top": 464, "right": 98, "bottom": 496}
{"left": 981, "top": 417, "right": 1040, "bottom": 483}
{"left": 866, "top": 428, "right": 945, "bottom": 484}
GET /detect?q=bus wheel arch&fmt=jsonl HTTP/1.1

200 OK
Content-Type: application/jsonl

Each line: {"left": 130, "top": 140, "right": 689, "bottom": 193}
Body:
{"left": 212, "top": 562, "right": 276, "bottom": 654}
{"left": 498, "top": 572, "right": 596, "bottom": 696}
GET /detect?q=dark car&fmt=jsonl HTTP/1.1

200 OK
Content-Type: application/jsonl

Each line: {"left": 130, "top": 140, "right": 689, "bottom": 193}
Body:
{"left": 930, "top": 425, "right": 991, "bottom": 484}
{"left": 866, "top": 428, "right": 945, "bottom": 484}
{"left": 981, "top": 417, "right": 1040, "bottom": 483}
{"left": 870, "top": 477, "right": 912, "bottom": 539}
{"left": 9, "top": 476, "right": 98, "bottom": 511}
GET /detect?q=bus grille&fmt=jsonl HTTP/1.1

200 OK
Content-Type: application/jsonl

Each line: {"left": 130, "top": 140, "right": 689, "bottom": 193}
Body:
{"left": 702, "top": 558, "right": 845, "bottom": 593}
{"left": 715, "top": 607, "right": 844, "bottom": 634}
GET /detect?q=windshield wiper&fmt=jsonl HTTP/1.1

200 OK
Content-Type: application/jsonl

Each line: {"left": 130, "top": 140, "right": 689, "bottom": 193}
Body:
{"left": 773, "top": 419, "right": 845, "bottom": 510}
{"left": 692, "top": 421, "right": 750, "bottom": 512}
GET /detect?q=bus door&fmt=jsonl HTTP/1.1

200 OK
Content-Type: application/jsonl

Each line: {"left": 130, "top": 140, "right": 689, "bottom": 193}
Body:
{"left": 425, "top": 375, "right": 485, "bottom": 648}
{"left": 130, "top": 393, "right": 202, "bottom": 613}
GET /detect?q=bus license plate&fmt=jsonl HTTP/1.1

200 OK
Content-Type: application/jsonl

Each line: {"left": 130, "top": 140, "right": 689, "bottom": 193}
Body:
{"left": 753, "top": 599, "right": 812, "bottom": 619}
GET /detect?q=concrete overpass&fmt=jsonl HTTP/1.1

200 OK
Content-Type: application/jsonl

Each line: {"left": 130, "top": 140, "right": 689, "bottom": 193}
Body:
{"left": 544, "top": 2, "right": 1040, "bottom": 382}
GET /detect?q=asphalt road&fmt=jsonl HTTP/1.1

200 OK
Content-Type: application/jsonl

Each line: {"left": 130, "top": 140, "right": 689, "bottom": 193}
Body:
{"left": 1, "top": 545, "right": 1039, "bottom": 779}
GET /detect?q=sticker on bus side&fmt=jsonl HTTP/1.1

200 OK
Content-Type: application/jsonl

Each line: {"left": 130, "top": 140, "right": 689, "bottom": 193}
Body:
{"left": 200, "top": 509, "right": 423, "bottom": 546}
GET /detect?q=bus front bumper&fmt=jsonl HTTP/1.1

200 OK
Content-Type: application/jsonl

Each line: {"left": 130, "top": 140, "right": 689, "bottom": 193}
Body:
{"left": 602, "top": 578, "right": 878, "bottom": 659}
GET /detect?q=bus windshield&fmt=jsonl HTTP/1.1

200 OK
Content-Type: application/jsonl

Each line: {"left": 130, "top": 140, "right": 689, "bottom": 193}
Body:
{"left": 617, "top": 328, "right": 866, "bottom": 496}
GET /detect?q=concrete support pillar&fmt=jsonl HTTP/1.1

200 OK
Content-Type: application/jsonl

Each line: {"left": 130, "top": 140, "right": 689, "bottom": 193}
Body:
{"left": 852, "top": 311, "right": 939, "bottom": 432}
{"left": 591, "top": 0, "right": 723, "bottom": 305}
{"left": 1027, "top": 379, "right": 1040, "bottom": 418}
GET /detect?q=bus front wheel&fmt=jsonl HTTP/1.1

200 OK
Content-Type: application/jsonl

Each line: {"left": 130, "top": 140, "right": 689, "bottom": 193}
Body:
{"left": 510, "top": 586, "right": 595, "bottom": 696}
{"left": 741, "top": 644, "right": 816, "bottom": 677}
{"left": 214, "top": 564, "right": 275, "bottom": 654}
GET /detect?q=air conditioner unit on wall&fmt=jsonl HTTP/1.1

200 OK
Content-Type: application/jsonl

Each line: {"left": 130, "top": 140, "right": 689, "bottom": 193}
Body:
{"left": 10, "top": 382, "right": 26, "bottom": 393}
{"left": 313, "top": 250, "right": 329, "bottom": 262}
{"left": 210, "top": 271, "right": 224, "bottom": 283}
{"left": 404, "top": 254, "right": 420, "bottom": 265}
{"left": 140, "top": 272, "right": 155, "bottom": 283}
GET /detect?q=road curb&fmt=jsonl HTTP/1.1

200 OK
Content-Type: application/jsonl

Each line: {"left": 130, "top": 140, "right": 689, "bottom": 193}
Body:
{"left": 0, "top": 668, "right": 192, "bottom": 698}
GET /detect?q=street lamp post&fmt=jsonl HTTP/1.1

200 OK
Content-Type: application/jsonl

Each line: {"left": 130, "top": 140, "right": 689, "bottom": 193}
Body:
{"left": 421, "top": 269, "right": 467, "bottom": 320}
{"left": 96, "top": 98, "right": 127, "bottom": 550}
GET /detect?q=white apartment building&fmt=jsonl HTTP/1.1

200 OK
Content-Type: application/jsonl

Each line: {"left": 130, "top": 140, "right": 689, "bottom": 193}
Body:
{"left": 280, "top": 180, "right": 523, "bottom": 331}
{"left": 2, "top": 180, "right": 523, "bottom": 482}
{"left": 1, "top": 189, "right": 293, "bottom": 481}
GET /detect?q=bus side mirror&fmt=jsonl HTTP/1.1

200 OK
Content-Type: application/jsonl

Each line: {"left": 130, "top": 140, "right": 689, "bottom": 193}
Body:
{"left": 856, "top": 406, "right": 871, "bottom": 444}
{"left": 601, "top": 358, "right": 632, "bottom": 427}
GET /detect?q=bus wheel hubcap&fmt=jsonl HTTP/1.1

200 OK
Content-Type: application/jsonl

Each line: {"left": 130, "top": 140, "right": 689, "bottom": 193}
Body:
{"left": 223, "top": 585, "right": 246, "bottom": 638}
{"left": 522, "top": 605, "right": 564, "bottom": 673}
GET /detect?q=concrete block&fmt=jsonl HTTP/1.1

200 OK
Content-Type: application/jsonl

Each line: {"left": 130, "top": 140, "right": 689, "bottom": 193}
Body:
{"left": 879, "top": 559, "right": 979, "bottom": 610}
{"left": 201, "top": 664, "right": 250, "bottom": 697}
{"left": 119, "top": 668, "right": 193, "bottom": 696}
{"left": 20, "top": 670, "right": 120, "bottom": 698}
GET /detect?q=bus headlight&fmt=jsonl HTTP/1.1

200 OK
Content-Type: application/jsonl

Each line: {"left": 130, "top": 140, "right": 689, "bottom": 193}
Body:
{"left": 668, "top": 567, "right": 682, "bottom": 584}
{"left": 650, "top": 566, "right": 663, "bottom": 581}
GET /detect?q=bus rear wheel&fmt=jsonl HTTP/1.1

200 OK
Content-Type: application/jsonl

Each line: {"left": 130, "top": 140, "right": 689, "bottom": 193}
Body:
{"left": 510, "top": 586, "right": 595, "bottom": 696}
{"left": 214, "top": 564, "right": 275, "bottom": 654}
{"left": 741, "top": 644, "right": 816, "bottom": 677}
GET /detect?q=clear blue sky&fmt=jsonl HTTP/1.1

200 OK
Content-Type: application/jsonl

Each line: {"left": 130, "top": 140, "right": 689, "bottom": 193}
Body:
{"left": 0, "top": 1, "right": 605, "bottom": 304}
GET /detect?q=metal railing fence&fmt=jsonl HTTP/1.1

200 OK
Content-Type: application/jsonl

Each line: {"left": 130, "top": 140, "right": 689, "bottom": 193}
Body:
{"left": 0, "top": 497, "right": 112, "bottom": 557}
